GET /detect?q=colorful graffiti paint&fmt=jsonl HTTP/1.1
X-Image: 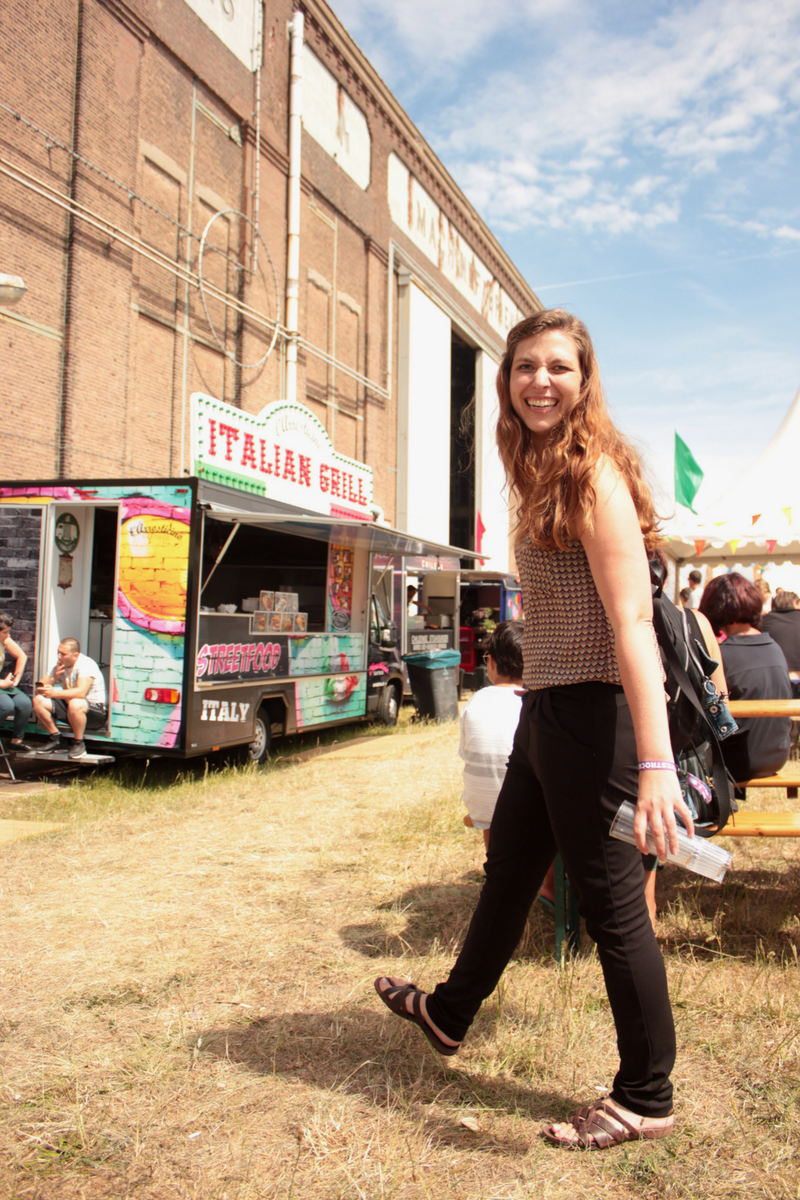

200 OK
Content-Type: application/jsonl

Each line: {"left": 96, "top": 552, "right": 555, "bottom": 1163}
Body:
{"left": 0, "top": 483, "right": 190, "bottom": 751}
{"left": 293, "top": 672, "right": 367, "bottom": 731}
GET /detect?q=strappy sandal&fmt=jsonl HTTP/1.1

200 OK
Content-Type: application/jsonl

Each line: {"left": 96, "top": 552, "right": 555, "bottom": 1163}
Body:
{"left": 542, "top": 1099, "right": 674, "bottom": 1150}
{"left": 374, "top": 978, "right": 461, "bottom": 1057}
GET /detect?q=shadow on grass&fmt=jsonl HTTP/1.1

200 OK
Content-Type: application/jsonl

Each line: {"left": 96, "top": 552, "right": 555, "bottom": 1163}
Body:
{"left": 339, "top": 874, "right": 562, "bottom": 963}
{"left": 343, "top": 863, "right": 800, "bottom": 968}
{"left": 657, "top": 861, "right": 800, "bottom": 959}
{"left": 194, "top": 1007, "right": 567, "bottom": 1147}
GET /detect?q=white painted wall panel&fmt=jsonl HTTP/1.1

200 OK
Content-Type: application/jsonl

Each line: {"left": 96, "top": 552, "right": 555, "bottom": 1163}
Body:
{"left": 396, "top": 282, "right": 451, "bottom": 544}
{"left": 475, "top": 350, "right": 511, "bottom": 570}
{"left": 181, "top": 0, "right": 259, "bottom": 71}
{"left": 388, "top": 153, "right": 522, "bottom": 338}
{"left": 304, "top": 49, "right": 371, "bottom": 191}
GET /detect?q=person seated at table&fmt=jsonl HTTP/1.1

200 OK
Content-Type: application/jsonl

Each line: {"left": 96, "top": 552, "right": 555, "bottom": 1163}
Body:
{"left": 33, "top": 637, "right": 107, "bottom": 760}
{"left": 699, "top": 574, "right": 791, "bottom": 780}
{"left": 0, "top": 613, "right": 34, "bottom": 755}
{"left": 763, "top": 590, "right": 800, "bottom": 697}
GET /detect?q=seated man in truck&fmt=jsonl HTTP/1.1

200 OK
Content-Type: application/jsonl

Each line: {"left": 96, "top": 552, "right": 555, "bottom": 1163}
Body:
{"left": 33, "top": 637, "right": 107, "bottom": 759}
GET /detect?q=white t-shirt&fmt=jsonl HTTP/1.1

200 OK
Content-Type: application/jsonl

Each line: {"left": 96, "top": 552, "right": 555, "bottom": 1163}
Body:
{"left": 51, "top": 653, "right": 106, "bottom": 707}
{"left": 458, "top": 685, "right": 523, "bottom": 826}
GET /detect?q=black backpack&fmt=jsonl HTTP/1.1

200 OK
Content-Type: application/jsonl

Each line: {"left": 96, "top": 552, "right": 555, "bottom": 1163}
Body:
{"left": 649, "top": 562, "right": 735, "bottom": 837}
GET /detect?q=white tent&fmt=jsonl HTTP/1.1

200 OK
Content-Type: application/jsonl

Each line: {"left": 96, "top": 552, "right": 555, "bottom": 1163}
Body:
{"left": 663, "top": 383, "right": 800, "bottom": 568}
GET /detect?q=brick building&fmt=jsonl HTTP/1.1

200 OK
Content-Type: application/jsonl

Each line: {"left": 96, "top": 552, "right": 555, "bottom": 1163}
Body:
{"left": 1, "top": 0, "right": 541, "bottom": 570}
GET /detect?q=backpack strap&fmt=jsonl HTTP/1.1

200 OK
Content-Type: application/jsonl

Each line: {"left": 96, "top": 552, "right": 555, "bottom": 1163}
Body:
{"left": 651, "top": 599, "right": 733, "bottom": 837}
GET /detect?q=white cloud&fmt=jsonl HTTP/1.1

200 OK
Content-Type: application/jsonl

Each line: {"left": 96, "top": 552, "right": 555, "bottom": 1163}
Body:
{"left": 331, "top": 0, "right": 800, "bottom": 237}
{"left": 775, "top": 225, "right": 800, "bottom": 242}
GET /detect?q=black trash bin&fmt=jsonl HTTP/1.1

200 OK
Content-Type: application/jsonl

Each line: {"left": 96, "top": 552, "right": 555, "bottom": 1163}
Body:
{"left": 402, "top": 649, "right": 461, "bottom": 722}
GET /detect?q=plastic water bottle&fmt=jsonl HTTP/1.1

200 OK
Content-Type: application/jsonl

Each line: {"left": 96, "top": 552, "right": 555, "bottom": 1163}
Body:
{"left": 610, "top": 801, "right": 732, "bottom": 883}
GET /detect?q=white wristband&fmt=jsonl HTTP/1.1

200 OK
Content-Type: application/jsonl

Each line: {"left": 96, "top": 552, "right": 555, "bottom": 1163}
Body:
{"left": 638, "top": 760, "right": 677, "bottom": 772}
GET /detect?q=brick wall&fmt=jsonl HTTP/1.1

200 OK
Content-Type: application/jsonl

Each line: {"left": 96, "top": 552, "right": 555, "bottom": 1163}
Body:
{"left": 1, "top": 0, "right": 538, "bottom": 530}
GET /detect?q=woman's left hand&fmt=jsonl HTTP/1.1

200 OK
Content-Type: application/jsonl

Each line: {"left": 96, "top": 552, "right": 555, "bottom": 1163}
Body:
{"left": 633, "top": 769, "right": 694, "bottom": 859}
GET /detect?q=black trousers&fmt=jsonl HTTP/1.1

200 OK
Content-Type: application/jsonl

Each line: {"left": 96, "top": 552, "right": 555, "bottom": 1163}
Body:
{"left": 426, "top": 682, "right": 676, "bottom": 1117}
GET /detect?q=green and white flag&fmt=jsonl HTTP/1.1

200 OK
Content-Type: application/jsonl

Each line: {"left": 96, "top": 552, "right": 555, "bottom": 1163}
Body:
{"left": 675, "top": 433, "right": 704, "bottom": 514}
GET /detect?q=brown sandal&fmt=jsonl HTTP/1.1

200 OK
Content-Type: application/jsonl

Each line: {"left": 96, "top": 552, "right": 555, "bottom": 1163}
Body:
{"left": 542, "top": 1099, "right": 674, "bottom": 1150}
{"left": 374, "top": 978, "right": 461, "bottom": 1057}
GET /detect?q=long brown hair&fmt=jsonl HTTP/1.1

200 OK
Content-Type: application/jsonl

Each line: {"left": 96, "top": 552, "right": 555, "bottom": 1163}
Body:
{"left": 496, "top": 309, "right": 661, "bottom": 552}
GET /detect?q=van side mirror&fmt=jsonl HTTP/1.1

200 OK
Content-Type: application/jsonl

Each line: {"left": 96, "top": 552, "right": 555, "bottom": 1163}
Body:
{"left": 381, "top": 623, "right": 398, "bottom": 649}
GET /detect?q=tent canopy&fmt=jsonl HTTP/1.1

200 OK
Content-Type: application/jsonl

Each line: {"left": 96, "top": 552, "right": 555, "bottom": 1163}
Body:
{"left": 663, "top": 383, "right": 800, "bottom": 565}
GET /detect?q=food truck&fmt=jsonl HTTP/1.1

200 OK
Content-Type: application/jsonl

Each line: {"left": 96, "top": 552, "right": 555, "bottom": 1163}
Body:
{"left": 0, "top": 395, "right": 477, "bottom": 761}
{"left": 458, "top": 569, "right": 523, "bottom": 688}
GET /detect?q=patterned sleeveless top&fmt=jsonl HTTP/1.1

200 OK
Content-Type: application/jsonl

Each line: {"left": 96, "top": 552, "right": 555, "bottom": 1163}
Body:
{"left": 517, "top": 536, "right": 622, "bottom": 690}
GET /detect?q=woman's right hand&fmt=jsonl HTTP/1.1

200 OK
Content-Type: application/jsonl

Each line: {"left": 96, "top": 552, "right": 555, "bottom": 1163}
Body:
{"left": 633, "top": 768, "right": 694, "bottom": 859}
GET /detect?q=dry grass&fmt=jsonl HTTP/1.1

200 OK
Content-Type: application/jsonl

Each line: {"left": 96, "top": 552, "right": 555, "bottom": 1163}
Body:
{"left": 0, "top": 713, "right": 799, "bottom": 1198}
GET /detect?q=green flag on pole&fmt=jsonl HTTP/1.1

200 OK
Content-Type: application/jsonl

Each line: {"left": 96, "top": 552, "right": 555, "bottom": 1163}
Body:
{"left": 675, "top": 433, "right": 704, "bottom": 514}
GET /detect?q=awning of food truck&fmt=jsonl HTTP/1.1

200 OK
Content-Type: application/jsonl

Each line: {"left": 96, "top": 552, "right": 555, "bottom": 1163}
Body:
{"left": 201, "top": 501, "right": 487, "bottom": 562}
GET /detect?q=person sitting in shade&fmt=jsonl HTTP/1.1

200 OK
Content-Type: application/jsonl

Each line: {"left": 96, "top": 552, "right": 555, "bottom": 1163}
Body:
{"left": 33, "top": 637, "right": 107, "bottom": 759}
{"left": 0, "top": 613, "right": 34, "bottom": 755}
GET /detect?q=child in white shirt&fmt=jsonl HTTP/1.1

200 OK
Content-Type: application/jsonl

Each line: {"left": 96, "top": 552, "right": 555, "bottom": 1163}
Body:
{"left": 459, "top": 620, "right": 525, "bottom": 850}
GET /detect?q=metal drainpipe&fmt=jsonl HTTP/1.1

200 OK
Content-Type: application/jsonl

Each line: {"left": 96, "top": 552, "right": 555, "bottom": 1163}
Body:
{"left": 57, "top": 0, "right": 85, "bottom": 477}
{"left": 386, "top": 240, "right": 394, "bottom": 398}
{"left": 252, "top": 0, "right": 263, "bottom": 276}
{"left": 284, "top": 10, "right": 304, "bottom": 405}
{"left": 179, "top": 80, "right": 197, "bottom": 475}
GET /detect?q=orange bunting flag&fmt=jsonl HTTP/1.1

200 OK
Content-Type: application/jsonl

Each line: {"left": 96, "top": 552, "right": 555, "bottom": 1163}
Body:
{"left": 783, "top": 507, "right": 792, "bottom": 524}
{"left": 729, "top": 540, "right": 739, "bottom": 554}
{"left": 694, "top": 540, "right": 706, "bottom": 557}
{"left": 767, "top": 540, "right": 777, "bottom": 554}
{"left": 751, "top": 514, "right": 761, "bottom": 526}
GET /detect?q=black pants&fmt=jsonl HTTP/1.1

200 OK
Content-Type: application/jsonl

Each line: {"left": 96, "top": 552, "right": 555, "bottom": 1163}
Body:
{"left": 426, "top": 682, "right": 676, "bottom": 1117}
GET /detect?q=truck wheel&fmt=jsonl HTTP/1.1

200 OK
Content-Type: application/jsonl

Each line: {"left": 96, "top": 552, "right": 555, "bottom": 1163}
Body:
{"left": 378, "top": 682, "right": 401, "bottom": 726}
{"left": 247, "top": 708, "right": 272, "bottom": 764}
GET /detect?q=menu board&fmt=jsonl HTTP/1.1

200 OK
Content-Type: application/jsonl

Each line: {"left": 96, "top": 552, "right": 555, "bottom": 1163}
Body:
{"left": 327, "top": 542, "right": 354, "bottom": 631}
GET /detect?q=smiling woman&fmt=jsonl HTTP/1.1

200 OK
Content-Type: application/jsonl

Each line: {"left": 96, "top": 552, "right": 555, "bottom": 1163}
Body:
{"left": 375, "top": 307, "right": 690, "bottom": 1151}
{"left": 508, "top": 329, "right": 582, "bottom": 444}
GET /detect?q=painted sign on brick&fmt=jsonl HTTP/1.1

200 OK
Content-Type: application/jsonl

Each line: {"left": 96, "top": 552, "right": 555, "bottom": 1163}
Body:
{"left": 191, "top": 394, "right": 374, "bottom": 519}
{"left": 387, "top": 153, "right": 522, "bottom": 337}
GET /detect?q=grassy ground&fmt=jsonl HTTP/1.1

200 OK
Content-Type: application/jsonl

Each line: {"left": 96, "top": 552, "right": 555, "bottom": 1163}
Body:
{"left": 0, "top": 710, "right": 799, "bottom": 1198}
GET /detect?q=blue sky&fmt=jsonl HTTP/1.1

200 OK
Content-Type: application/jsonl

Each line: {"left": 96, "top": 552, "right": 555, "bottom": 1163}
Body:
{"left": 333, "top": 0, "right": 800, "bottom": 519}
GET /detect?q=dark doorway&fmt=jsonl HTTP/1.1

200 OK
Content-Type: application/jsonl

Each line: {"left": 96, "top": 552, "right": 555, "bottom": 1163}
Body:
{"left": 449, "top": 332, "right": 476, "bottom": 552}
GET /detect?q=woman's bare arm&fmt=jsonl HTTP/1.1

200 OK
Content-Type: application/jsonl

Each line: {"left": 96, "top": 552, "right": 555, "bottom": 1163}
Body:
{"left": 580, "top": 459, "right": 694, "bottom": 858}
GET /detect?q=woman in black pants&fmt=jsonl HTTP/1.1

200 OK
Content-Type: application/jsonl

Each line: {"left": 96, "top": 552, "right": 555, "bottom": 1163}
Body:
{"left": 375, "top": 309, "right": 694, "bottom": 1150}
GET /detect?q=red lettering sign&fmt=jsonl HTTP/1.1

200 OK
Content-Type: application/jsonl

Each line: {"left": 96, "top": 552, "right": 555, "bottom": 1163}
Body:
{"left": 259, "top": 438, "right": 272, "bottom": 475}
{"left": 331, "top": 467, "right": 341, "bottom": 498}
{"left": 219, "top": 423, "right": 240, "bottom": 462}
{"left": 299, "top": 454, "right": 311, "bottom": 487}
{"left": 208, "top": 419, "right": 217, "bottom": 456}
{"left": 283, "top": 448, "right": 297, "bottom": 482}
{"left": 320, "top": 464, "right": 330, "bottom": 493}
{"left": 241, "top": 433, "right": 257, "bottom": 470}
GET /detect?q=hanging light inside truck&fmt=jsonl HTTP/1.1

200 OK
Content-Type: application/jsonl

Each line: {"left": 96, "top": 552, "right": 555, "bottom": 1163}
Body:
{"left": 144, "top": 688, "right": 181, "bottom": 704}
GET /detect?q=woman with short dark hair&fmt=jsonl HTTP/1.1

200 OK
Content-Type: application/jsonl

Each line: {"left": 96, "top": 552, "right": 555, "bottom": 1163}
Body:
{"left": 700, "top": 574, "right": 791, "bottom": 777}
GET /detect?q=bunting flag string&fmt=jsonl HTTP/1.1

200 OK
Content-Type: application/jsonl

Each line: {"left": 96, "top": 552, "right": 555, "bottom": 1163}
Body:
{"left": 751, "top": 514, "right": 761, "bottom": 526}
{"left": 783, "top": 507, "right": 792, "bottom": 524}
{"left": 767, "top": 540, "right": 777, "bottom": 555}
{"left": 729, "top": 540, "right": 739, "bottom": 554}
{"left": 694, "top": 540, "right": 706, "bottom": 557}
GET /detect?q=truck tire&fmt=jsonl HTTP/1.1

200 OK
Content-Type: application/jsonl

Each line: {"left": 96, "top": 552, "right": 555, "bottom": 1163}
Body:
{"left": 378, "top": 681, "right": 401, "bottom": 726}
{"left": 247, "top": 707, "right": 272, "bottom": 764}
